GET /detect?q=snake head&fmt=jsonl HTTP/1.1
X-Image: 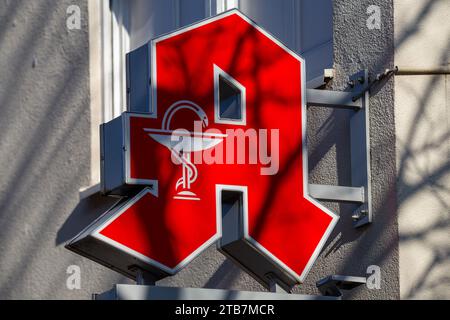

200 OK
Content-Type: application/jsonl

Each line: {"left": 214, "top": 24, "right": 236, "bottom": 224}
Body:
{"left": 201, "top": 115, "right": 208, "bottom": 128}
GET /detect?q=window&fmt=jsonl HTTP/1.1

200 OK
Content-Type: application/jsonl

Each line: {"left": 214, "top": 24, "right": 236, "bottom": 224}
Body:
{"left": 214, "top": 65, "right": 246, "bottom": 125}
{"left": 220, "top": 190, "right": 244, "bottom": 246}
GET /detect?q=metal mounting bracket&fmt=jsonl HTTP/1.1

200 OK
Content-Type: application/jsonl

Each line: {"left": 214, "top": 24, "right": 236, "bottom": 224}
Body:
{"left": 306, "top": 70, "right": 372, "bottom": 228}
{"left": 306, "top": 88, "right": 361, "bottom": 110}
{"left": 316, "top": 275, "right": 367, "bottom": 297}
{"left": 93, "top": 284, "right": 340, "bottom": 300}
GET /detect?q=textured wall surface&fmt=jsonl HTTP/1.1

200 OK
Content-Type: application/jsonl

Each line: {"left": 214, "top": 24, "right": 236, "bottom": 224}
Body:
{"left": 394, "top": 0, "right": 450, "bottom": 299}
{"left": 304, "top": 0, "right": 399, "bottom": 299}
{"left": 0, "top": 0, "right": 131, "bottom": 299}
{"left": 0, "top": 0, "right": 399, "bottom": 299}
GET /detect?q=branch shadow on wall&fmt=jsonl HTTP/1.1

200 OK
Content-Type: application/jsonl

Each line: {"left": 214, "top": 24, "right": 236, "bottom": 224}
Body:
{"left": 49, "top": 0, "right": 449, "bottom": 300}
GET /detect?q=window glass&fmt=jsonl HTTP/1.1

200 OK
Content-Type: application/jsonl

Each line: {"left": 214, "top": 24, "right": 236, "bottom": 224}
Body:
{"left": 219, "top": 76, "right": 242, "bottom": 121}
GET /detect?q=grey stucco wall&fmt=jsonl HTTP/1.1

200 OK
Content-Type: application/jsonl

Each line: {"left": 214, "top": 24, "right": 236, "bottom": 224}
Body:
{"left": 0, "top": 0, "right": 399, "bottom": 299}
{"left": 307, "top": 0, "right": 399, "bottom": 299}
{"left": 0, "top": 0, "right": 130, "bottom": 299}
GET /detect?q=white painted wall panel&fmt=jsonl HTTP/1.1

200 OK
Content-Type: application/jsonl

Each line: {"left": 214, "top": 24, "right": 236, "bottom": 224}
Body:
{"left": 127, "top": 0, "right": 333, "bottom": 80}
{"left": 129, "top": 0, "right": 179, "bottom": 50}
{"left": 179, "top": 0, "right": 209, "bottom": 27}
{"left": 241, "top": 0, "right": 333, "bottom": 80}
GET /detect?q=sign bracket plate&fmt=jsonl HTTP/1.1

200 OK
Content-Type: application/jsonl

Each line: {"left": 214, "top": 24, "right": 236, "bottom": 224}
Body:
{"left": 306, "top": 70, "right": 372, "bottom": 228}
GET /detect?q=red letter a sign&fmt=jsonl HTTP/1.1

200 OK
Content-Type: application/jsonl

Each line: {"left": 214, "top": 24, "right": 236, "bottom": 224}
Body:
{"left": 67, "top": 10, "right": 338, "bottom": 289}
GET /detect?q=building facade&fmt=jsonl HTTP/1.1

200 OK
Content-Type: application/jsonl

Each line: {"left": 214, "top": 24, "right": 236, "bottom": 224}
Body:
{"left": 0, "top": 0, "right": 447, "bottom": 299}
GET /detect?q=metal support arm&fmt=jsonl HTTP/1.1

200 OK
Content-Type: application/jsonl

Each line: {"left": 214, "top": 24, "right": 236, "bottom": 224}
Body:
{"left": 306, "top": 70, "right": 372, "bottom": 228}
{"left": 306, "top": 89, "right": 361, "bottom": 109}
{"left": 309, "top": 184, "right": 364, "bottom": 203}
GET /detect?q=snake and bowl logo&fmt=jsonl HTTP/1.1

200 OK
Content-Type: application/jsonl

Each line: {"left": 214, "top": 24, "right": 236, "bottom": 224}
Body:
{"left": 144, "top": 101, "right": 227, "bottom": 201}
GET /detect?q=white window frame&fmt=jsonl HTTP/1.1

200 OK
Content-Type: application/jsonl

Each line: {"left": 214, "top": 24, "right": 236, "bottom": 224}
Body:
{"left": 83, "top": 0, "right": 130, "bottom": 195}
{"left": 217, "top": 0, "right": 240, "bottom": 13}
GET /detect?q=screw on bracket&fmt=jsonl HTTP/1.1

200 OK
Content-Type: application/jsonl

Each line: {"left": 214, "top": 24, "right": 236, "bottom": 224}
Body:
{"left": 352, "top": 209, "right": 368, "bottom": 221}
{"left": 352, "top": 204, "right": 371, "bottom": 228}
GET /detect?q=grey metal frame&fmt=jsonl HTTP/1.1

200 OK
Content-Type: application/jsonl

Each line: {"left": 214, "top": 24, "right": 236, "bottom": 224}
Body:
{"left": 94, "top": 284, "right": 340, "bottom": 300}
{"left": 305, "top": 70, "right": 372, "bottom": 228}
{"left": 306, "top": 88, "right": 361, "bottom": 109}
{"left": 308, "top": 184, "right": 364, "bottom": 203}
{"left": 126, "top": 42, "right": 152, "bottom": 114}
